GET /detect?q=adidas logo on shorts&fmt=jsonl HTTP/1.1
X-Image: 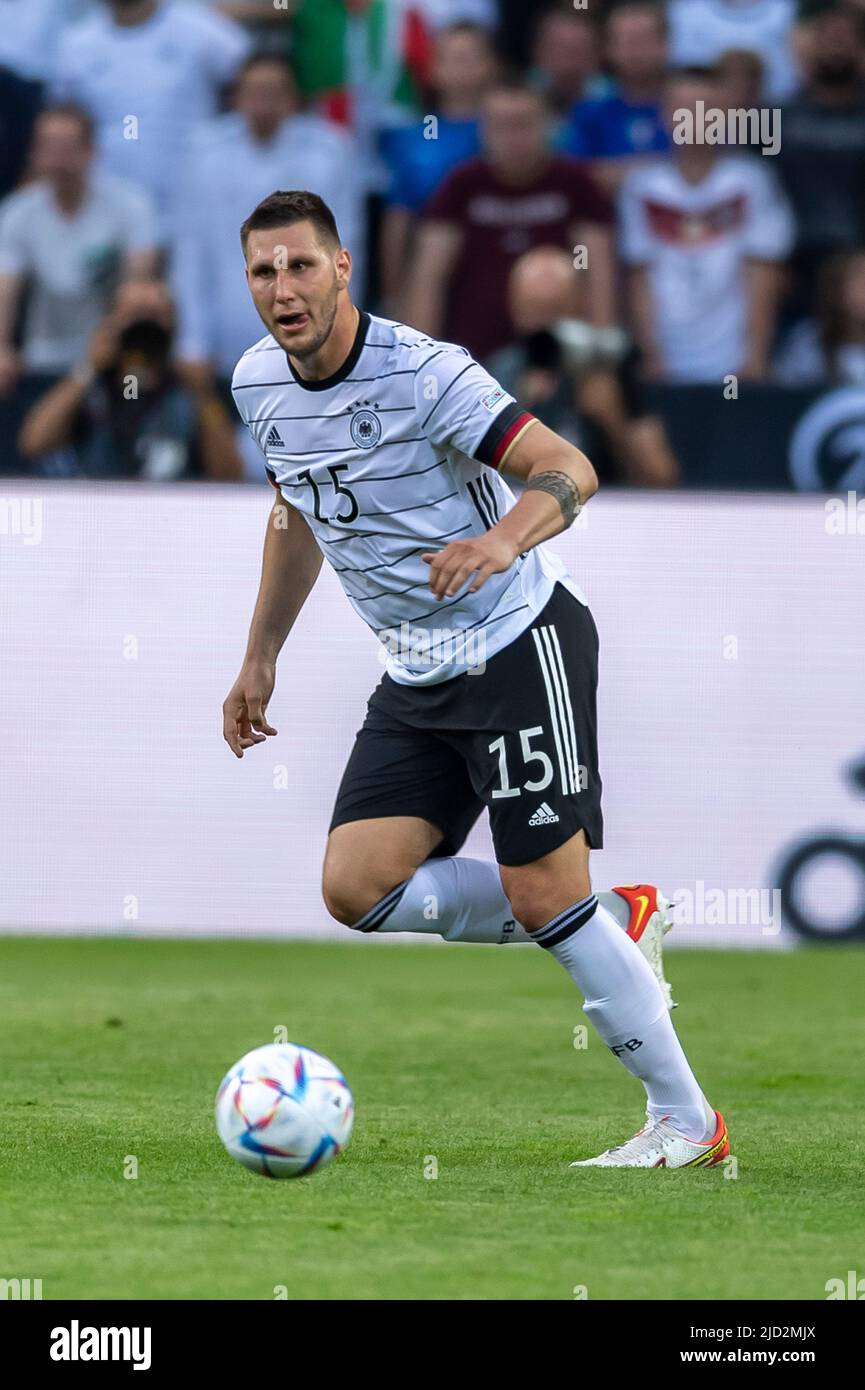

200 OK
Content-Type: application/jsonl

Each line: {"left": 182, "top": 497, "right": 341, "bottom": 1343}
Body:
{"left": 529, "top": 802, "right": 560, "bottom": 826}
{"left": 265, "top": 425, "right": 285, "bottom": 449}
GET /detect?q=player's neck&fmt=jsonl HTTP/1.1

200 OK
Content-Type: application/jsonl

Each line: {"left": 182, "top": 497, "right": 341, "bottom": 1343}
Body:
{"left": 289, "top": 302, "right": 361, "bottom": 383}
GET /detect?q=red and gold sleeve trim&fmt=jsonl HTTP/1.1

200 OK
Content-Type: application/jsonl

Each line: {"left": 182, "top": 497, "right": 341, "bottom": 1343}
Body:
{"left": 475, "top": 403, "right": 538, "bottom": 471}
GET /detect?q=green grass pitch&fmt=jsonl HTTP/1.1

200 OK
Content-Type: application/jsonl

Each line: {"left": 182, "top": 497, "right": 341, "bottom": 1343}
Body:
{"left": 0, "top": 937, "right": 862, "bottom": 1301}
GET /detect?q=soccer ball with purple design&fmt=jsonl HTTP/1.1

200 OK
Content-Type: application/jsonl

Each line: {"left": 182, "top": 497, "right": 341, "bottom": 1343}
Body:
{"left": 215, "top": 1043, "right": 354, "bottom": 1178}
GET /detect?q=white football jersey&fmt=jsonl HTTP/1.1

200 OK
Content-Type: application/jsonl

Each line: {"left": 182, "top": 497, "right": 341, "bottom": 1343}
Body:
{"left": 618, "top": 156, "right": 793, "bottom": 382}
{"left": 232, "top": 312, "right": 587, "bottom": 685}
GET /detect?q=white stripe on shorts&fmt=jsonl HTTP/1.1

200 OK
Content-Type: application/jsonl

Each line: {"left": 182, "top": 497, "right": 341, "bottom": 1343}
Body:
{"left": 531, "top": 625, "right": 570, "bottom": 796}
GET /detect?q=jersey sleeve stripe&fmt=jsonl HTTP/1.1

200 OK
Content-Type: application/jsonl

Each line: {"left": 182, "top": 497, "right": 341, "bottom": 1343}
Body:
{"left": 474, "top": 404, "right": 537, "bottom": 469}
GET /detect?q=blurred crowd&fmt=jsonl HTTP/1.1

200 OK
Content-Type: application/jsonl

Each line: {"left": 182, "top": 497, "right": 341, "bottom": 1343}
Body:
{"left": 2, "top": 0, "right": 865, "bottom": 483}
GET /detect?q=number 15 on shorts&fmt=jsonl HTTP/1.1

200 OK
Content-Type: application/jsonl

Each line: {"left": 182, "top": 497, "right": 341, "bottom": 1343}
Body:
{"left": 489, "top": 727, "right": 586, "bottom": 799}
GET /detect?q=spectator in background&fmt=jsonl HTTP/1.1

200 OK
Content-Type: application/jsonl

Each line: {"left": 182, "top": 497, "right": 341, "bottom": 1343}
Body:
{"left": 667, "top": 0, "right": 799, "bottom": 101}
{"left": 487, "top": 246, "right": 679, "bottom": 486}
{"left": 716, "top": 47, "right": 768, "bottom": 112}
{"left": 378, "top": 22, "right": 498, "bottom": 314}
{"left": 18, "top": 278, "right": 243, "bottom": 478}
{"left": 0, "top": 0, "right": 90, "bottom": 83}
{"left": 619, "top": 67, "right": 794, "bottom": 383}
{"left": 495, "top": 0, "right": 559, "bottom": 70}
{"left": 776, "top": 1, "right": 865, "bottom": 316}
{"left": 171, "top": 53, "right": 364, "bottom": 398}
{"left": 290, "top": 0, "right": 433, "bottom": 197}
{"left": 775, "top": 247, "right": 865, "bottom": 383}
{"left": 0, "top": 66, "right": 42, "bottom": 200}
{"left": 530, "top": 6, "right": 610, "bottom": 121}
{"left": 0, "top": 105, "right": 158, "bottom": 398}
{"left": 183, "top": 2, "right": 293, "bottom": 52}
{"left": 418, "top": 0, "right": 498, "bottom": 26}
{"left": 50, "top": 0, "right": 250, "bottom": 240}
{"left": 715, "top": 49, "right": 783, "bottom": 155}
{"left": 562, "top": 1, "right": 671, "bottom": 195}
{"left": 407, "top": 81, "right": 615, "bottom": 360}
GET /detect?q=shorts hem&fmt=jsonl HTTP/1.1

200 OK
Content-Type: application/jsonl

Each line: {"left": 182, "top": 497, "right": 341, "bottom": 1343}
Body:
{"left": 493, "top": 818, "right": 604, "bottom": 868}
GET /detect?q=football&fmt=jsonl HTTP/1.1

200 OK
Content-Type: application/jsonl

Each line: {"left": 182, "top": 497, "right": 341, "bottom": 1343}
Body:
{"left": 215, "top": 1043, "right": 354, "bottom": 1179}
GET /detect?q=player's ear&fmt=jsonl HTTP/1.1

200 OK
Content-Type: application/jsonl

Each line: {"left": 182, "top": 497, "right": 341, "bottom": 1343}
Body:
{"left": 335, "top": 245, "right": 352, "bottom": 289}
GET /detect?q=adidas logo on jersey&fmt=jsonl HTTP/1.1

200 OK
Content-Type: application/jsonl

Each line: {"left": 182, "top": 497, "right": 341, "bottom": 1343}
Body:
{"left": 529, "top": 802, "right": 560, "bottom": 826}
{"left": 264, "top": 425, "right": 284, "bottom": 449}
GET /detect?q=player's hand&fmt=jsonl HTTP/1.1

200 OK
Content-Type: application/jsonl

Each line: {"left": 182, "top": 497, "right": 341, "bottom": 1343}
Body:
{"left": 222, "top": 660, "right": 277, "bottom": 758}
{"left": 422, "top": 531, "right": 518, "bottom": 601}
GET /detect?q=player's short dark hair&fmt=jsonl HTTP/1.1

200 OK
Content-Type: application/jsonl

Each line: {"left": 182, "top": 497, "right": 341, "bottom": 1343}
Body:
{"left": 240, "top": 190, "right": 341, "bottom": 254}
{"left": 38, "top": 102, "right": 95, "bottom": 144}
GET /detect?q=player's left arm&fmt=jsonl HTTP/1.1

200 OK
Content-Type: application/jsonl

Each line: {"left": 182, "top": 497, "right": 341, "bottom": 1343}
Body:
{"left": 423, "top": 419, "right": 598, "bottom": 601}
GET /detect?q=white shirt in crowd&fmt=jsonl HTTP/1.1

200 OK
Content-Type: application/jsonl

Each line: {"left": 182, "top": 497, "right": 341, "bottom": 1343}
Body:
{"left": 668, "top": 0, "right": 799, "bottom": 102}
{"left": 50, "top": 0, "right": 250, "bottom": 238}
{"left": 0, "top": 0, "right": 90, "bottom": 82}
{"left": 0, "top": 173, "right": 158, "bottom": 372}
{"left": 775, "top": 321, "right": 865, "bottom": 387}
{"left": 618, "top": 155, "right": 794, "bottom": 383}
{"left": 171, "top": 111, "right": 366, "bottom": 377}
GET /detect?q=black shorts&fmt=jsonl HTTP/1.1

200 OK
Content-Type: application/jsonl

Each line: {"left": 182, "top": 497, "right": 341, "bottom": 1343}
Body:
{"left": 329, "top": 582, "right": 603, "bottom": 866}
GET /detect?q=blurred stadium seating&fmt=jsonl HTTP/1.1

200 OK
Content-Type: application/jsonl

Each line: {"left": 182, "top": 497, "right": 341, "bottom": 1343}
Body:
{"left": 0, "top": 0, "right": 864, "bottom": 488}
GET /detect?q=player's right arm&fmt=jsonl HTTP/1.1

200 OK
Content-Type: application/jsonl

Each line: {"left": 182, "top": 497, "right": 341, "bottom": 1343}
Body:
{"left": 222, "top": 495, "right": 323, "bottom": 758}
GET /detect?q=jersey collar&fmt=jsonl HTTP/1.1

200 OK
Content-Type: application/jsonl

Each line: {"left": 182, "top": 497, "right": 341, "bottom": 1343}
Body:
{"left": 284, "top": 308, "right": 370, "bottom": 392}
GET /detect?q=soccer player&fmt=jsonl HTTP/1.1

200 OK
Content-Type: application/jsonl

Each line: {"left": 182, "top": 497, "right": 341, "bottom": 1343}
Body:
{"left": 224, "top": 190, "right": 729, "bottom": 1168}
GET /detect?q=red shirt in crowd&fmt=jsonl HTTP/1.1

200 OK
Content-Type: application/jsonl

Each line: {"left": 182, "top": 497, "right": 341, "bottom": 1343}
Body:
{"left": 422, "top": 154, "right": 613, "bottom": 361}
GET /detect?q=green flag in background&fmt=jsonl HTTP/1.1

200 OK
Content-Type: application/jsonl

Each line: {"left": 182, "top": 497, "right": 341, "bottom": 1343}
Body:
{"left": 290, "top": 0, "right": 431, "bottom": 131}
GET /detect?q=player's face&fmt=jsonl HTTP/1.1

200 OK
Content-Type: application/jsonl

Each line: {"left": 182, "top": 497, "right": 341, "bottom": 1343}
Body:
{"left": 244, "top": 223, "right": 348, "bottom": 358}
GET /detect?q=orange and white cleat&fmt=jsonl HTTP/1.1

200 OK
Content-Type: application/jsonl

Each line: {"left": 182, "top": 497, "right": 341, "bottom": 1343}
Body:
{"left": 607, "top": 884, "right": 677, "bottom": 1010}
{"left": 569, "top": 1110, "right": 731, "bottom": 1169}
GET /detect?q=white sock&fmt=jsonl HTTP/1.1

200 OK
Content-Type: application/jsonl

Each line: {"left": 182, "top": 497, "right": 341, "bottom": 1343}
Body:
{"left": 536, "top": 895, "right": 715, "bottom": 1143}
{"left": 350, "top": 858, "right": 635, "bottom": 947}
{"left": 351, "top": 857, "right": 526, "bottom": 943}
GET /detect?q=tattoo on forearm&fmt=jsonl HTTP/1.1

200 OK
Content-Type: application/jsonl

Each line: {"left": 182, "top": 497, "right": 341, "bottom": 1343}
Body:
{"left": 525, "top": 471, "right": 582, "bottom": 527}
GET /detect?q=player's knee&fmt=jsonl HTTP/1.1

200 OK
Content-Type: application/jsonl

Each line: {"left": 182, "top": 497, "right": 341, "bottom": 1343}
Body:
{"left": 321, "top": 875, "right": 370, "bottom": 928}
{"left": 500, "top": 865, "right": 592, "bottom": 933}
{"left": 322, "top": 867, "right": 399, "bottom": 930}
{"left": 503, "top": 889, "right": 550, "bottom": 933}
